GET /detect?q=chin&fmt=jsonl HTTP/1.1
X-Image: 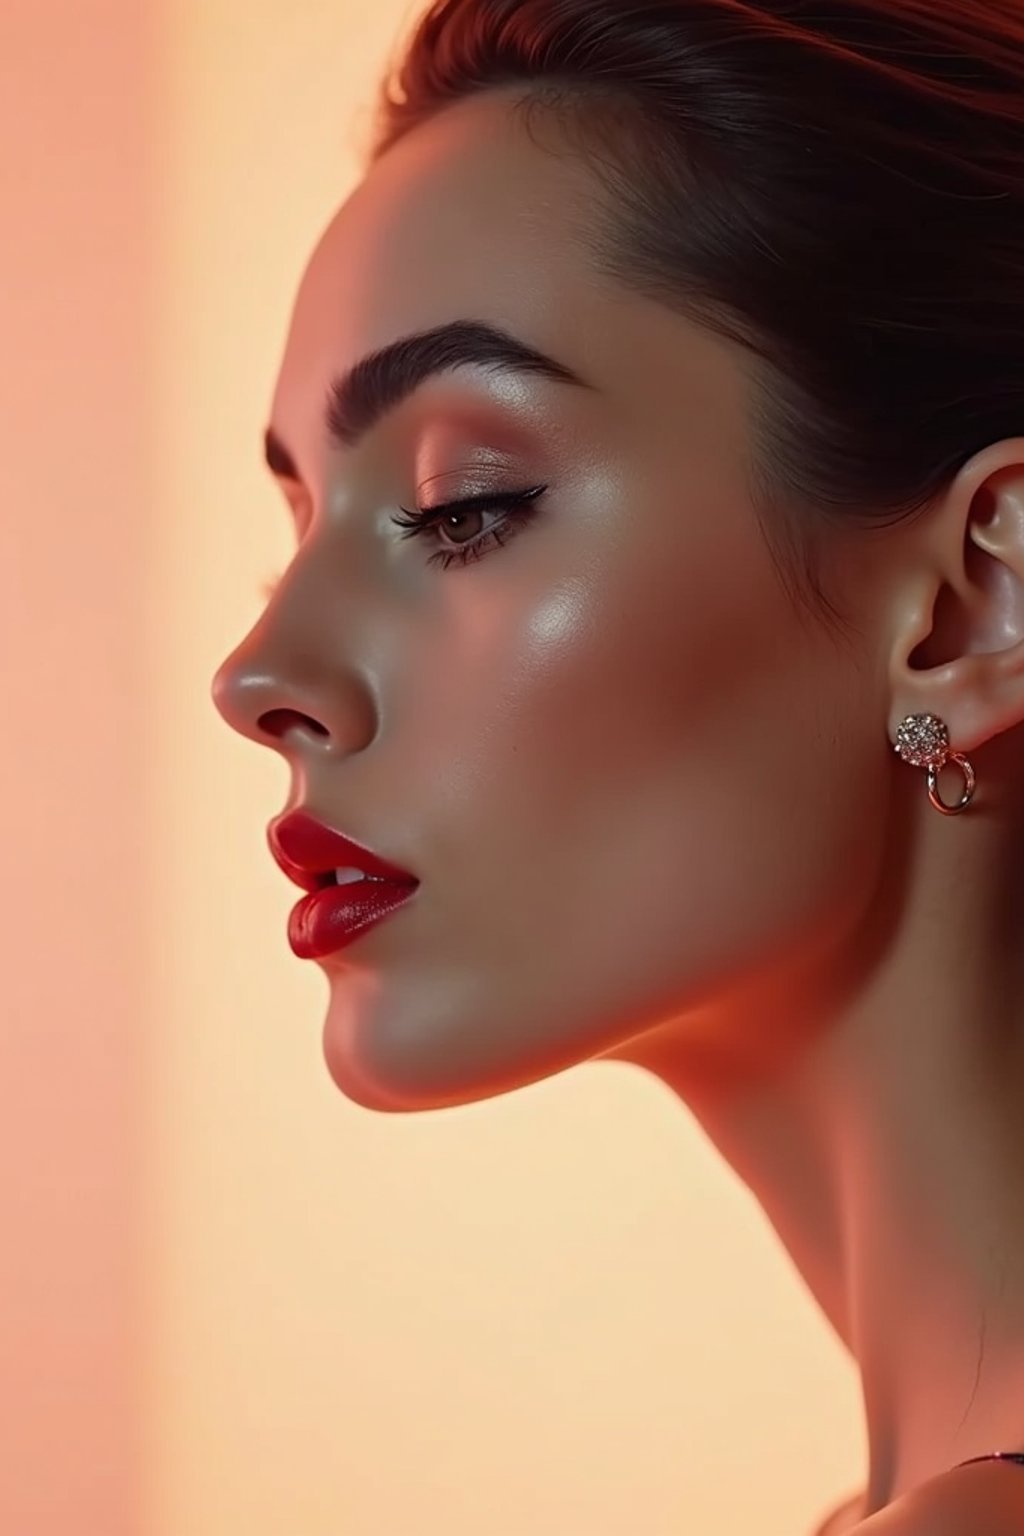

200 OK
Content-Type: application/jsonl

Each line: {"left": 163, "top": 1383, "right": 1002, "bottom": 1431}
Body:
{"left": 321, "top": 1029, "right": 566, "bottom": 1113}
{"left": 319, "top": 991, "right": 597, "bottom": 1115}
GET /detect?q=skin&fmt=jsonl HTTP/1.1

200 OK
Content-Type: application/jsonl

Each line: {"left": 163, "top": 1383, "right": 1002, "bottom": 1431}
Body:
{"left": 210, "top": 88, "right": 1024, "bottom": 1531}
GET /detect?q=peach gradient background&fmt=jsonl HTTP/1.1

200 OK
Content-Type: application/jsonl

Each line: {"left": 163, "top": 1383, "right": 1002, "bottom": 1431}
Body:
{"left": 2, "top": 2, "right": 865, "bottom": 1532}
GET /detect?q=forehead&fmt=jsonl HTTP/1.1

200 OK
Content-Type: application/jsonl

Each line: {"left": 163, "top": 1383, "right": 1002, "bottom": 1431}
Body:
{"left": 270, "top": 90, "right": 603, "bottom": 428}
{"left": 268, "top": 87, "right": 754, "bottom": 500}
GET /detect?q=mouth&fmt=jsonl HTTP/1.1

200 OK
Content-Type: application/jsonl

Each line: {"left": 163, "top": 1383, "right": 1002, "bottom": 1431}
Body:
{"left": 267, "top": 809, "right": 420, "bottom": 893}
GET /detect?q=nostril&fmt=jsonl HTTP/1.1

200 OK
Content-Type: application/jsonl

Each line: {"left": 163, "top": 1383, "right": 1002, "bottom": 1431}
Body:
{"left": 259, "top": 708, "right": 330, "bottom": 742}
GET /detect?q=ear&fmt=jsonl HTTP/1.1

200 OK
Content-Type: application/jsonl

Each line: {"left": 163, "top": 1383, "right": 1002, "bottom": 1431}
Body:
{"left": 887, "top": 437, "right": 1024, "bottom": 757}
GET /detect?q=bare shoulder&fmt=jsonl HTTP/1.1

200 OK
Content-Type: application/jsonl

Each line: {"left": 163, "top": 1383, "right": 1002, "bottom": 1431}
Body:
{"left": 850, "top": 1462, "right": 1024, "bottom": 1536}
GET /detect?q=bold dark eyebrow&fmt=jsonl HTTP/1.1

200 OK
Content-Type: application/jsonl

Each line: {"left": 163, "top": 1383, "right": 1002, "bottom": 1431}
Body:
{"left": 262, "top": 317, "right": 595, "bottom": 483}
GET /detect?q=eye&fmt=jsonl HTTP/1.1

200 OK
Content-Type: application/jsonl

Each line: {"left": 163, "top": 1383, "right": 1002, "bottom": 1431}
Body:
{"left": 391, "top": 484, "right": 548, "bottom": 570}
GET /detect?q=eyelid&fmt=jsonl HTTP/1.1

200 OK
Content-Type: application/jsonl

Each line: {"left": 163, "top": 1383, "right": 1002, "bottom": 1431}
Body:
{"left": 418, "top": 486, "right": 531, "bottom": 518}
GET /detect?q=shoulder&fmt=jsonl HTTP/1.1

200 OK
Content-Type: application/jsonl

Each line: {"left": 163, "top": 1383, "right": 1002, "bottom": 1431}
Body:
{"left": 852, "top": 1461, "right": 1024, "bottom": 1536}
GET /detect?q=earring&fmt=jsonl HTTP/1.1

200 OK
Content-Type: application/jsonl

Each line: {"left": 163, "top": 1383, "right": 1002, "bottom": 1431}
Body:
{"left": 893, "top": 713, "right": 977, "bottom": 816}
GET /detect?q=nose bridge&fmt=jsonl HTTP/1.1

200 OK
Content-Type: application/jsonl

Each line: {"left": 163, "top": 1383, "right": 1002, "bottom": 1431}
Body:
{"left": 209, "top": 550, "right": 379, "bottom": 754}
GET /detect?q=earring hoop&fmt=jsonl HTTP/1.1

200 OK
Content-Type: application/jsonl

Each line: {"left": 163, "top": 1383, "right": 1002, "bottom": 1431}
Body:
{"left": 893, "top": 713, "right": 977, "bottom": 816}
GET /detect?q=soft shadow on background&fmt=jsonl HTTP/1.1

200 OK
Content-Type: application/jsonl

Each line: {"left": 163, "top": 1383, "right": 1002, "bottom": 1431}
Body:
{"left": 1, "top": 2, "right": 863, "bottom": 1531}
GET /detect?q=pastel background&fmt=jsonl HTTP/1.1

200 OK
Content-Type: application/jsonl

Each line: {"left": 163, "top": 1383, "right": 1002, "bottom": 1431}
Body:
{"left": 1, "top": 2, "right": 864, "bottom": 1532}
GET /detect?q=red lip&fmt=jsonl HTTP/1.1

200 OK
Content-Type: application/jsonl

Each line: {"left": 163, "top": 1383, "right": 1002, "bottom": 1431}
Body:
{"left": 267, "top": 808, "right": 419, "bottom": 893}
{"left": 286, "top": 881, "right": 418, "bottom": 960}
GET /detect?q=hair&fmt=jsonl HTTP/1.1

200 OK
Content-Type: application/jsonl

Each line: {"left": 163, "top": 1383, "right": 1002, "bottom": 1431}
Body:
{"left": 363, "top": 0, "right": 1024, "bottom": 642}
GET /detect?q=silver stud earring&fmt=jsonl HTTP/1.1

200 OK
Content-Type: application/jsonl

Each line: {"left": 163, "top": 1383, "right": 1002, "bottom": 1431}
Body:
{"left": 893, "top": 713, "right": 977, "bottom": 816}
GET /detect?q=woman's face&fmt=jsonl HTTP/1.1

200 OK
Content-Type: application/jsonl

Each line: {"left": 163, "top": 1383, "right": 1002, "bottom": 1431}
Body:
{"left": 211, "top": 88, "right": 891, "bottom": 1111}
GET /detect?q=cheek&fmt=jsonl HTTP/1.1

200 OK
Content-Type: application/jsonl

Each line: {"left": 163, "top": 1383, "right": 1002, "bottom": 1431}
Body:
{"left": 421, "top": 513, "right": 879, "bottom": 1002}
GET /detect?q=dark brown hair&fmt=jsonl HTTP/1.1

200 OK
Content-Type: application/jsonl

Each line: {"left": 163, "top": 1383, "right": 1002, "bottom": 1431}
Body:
{"left": 365, "top": 0, "right": 1024, "bottom": 640}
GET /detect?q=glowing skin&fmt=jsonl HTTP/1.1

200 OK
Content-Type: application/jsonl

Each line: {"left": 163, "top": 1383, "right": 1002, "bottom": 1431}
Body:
{"left": 211, "top": 89, "right": 1024, "bottom": 1531}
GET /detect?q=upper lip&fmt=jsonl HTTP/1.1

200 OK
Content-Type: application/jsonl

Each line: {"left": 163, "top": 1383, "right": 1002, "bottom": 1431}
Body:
{"left": 267, "top": 808, "right": 420, "bottom": 893}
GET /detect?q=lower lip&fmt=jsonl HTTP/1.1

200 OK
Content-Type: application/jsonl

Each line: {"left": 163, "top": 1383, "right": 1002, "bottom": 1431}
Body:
{"left": 287, "top": 880, "right": 418, "bottom": 959}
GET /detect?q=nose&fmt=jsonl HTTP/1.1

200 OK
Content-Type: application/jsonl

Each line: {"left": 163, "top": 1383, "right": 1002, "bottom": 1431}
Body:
{"left": 209, "top": 517, "right": 386, "bottom": 758}
{"left": 209, "top": 639, "right": 377, "bottom": 758}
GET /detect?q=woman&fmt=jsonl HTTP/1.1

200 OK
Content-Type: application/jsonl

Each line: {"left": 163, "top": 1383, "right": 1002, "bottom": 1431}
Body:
{"left": 210, "top": 2, "right": 1024, "bottom": 1529}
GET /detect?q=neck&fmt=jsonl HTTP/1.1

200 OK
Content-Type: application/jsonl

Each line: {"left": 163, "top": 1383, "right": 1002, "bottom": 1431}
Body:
{"left": 600, "top": 790, "right": 1024, "bottom": 1520}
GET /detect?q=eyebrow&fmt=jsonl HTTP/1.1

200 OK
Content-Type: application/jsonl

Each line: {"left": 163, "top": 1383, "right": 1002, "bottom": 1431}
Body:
{"left": 262, "top": 317, "right": 595, "bottom": 482}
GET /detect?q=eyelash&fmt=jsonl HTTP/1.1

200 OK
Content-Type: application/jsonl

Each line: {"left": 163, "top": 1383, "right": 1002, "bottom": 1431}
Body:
{"left": 259, "top": 483, "right": 547, "bottom": 598}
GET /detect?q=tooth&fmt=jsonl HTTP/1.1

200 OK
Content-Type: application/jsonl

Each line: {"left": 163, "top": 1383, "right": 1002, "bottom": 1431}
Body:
{"left": 333, "top": 867, "right": 366, "bottom": 885}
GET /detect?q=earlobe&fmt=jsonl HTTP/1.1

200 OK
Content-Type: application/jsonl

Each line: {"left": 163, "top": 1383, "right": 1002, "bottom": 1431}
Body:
{"left": 889, "top": 641, "right": 1024, "bottom": 759}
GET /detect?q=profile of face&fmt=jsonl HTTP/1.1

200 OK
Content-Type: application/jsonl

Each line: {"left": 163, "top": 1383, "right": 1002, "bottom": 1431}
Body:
{"left": 211, "top": 88, "right": 897, "bottom": 1113}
